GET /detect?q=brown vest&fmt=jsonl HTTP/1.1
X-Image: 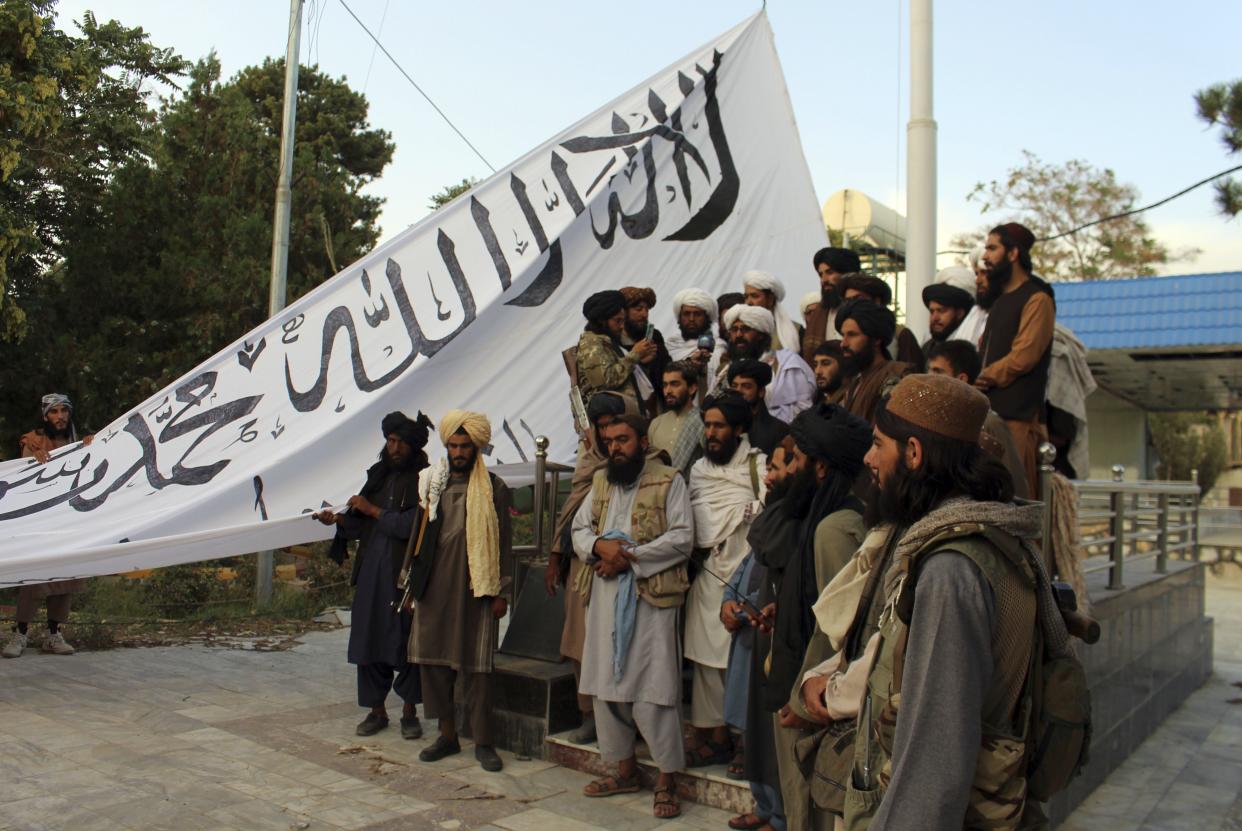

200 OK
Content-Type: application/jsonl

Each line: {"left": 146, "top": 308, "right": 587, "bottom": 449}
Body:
{"left": 980, "top": 280, "right": 1052, "bottom": 421}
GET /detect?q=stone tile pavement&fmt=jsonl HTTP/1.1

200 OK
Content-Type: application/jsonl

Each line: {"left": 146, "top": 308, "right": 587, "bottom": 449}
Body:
{"left": 1059, "top": 570, "right": 1242, "bottom": 831}
{"left": 0, "top": 623, "right": 735, "bottom": 831}
{"left": 2, "top": 570, "right": 1239, "bottom": 831}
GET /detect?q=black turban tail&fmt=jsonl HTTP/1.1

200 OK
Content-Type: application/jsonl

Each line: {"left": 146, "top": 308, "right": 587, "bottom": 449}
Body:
{"left": 727, "top": 358, "right": 773, "bottom": 387}
{"left": 702, "top": 390, "right": 753, "bottom": 432}
{"left": 586, "top": 391, "right": 627, "bottom": 422}
{"left": 789, "top": 403, "right": 871, "bottom": 478}
{"left": 583, "top": 289, "right": 626, "bottom": 322}
{"left": 834, "top": 298, "right": 896, "bottom": 346}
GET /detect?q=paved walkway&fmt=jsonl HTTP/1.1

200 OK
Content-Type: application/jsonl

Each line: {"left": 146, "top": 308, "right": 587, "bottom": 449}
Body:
{"left": 1059, "top": 569, "right": 1242, "bottom": 831}
{"left": 1, "top": 571, "right": 1239, "bottom": 831}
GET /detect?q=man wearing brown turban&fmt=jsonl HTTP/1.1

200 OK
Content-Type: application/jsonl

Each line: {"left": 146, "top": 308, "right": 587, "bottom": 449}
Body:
{"left": 619, "top": 286, "right": 671, "bottom": 413}
{"left": 835, "top": 299, "right": 912, "bottom": 425}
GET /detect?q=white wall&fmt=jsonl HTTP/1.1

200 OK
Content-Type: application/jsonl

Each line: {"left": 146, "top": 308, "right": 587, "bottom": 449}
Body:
{"left": 1086, "top": 388, "right": 1149, "bottom": 481}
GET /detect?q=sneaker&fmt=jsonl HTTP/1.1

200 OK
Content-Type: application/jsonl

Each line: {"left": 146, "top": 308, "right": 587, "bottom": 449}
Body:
{"left": 570, "top": 714, "right": 597, "bottom": 744}
{"left": 2, "top": 631, "right": 27, "bottom": 659}
{"left": 475, "top": 745, "right": 503, "bottom": 772}
{"left": 355, "top": 712, "right": 389, "bottom": 736}
{"left": 400, "top": 716, "right": 423, "bottom": 740}
{"left": 41, "top": 632, "right": 75, "bottom": 655}
{"left": 418, "top": 734, "right": 461, "bottom": 762}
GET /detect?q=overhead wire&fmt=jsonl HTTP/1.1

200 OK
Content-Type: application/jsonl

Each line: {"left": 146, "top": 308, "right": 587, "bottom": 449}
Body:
{"left": 334, "top": 0, "right": 498, "bottom": 173}
{"left": 360, "top": 0, "right": 390, "bottom": 94}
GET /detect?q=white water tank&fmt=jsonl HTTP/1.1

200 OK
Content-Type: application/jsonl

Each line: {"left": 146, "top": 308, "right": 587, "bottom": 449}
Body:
{"left": 822, "top": 189, "right": 907, "bottom": 256}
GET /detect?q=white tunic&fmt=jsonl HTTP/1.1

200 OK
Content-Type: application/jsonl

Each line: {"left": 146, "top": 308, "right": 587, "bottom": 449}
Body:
{"left": 572, "top": 473, "right": 693, "bottom": 707}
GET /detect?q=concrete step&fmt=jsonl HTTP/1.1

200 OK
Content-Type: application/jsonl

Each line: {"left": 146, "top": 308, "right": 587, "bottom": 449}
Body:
{"left": 545, "top": 731, "right": 755, "bottom": 814}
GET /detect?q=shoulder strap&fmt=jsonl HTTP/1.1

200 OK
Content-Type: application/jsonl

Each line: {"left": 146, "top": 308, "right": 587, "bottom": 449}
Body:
{"left": 748, "top": 453, "right": 760, "bottom": 499}
{"left": 843, "top": 526, "right": 903, "bottom": 661}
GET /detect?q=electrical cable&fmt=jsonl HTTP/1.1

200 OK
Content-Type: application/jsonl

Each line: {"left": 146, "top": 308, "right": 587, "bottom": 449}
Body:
{"left": 335, "top": 0, "right": 497, "bottom": 173}
{"left": 360, "top": 0, "right": 390, "bottom": 94}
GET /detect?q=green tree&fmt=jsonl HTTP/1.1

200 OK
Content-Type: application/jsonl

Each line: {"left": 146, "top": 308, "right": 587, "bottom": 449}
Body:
{"left": 1149, "top": 413, "right": 1228, "bottom": 496}
{"left": 1195, "top": 79, "right": 1242, "bottom": 217}
{"left": 0, "top": 0, "right": 186, "bottom": 340}
{"left": 950, "top": 151, "right": 1195, "bottom": 281}
{"left": 428, "top": 177, "right": 479, "bottom": 210}
{"left": 0, "top": 55, "right": 394, "bottom": 455}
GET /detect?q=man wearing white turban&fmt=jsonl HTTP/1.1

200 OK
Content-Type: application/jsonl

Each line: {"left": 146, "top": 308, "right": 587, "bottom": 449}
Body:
{"left": 742, "top": 270, "right": 803, "bottom": 355}
{"left": 665, "top": 287, "right": 727, "bottom": 396}
{"left": 407, "top": 410, "right": 512, "bottom": 772}
{"left": 721, "top": 305, "right": 816, "bottom": 423}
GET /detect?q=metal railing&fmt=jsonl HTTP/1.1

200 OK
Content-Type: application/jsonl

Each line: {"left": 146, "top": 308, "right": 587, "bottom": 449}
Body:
{"left": 1066, "top": 455, "right": 1200, "bottom": 591}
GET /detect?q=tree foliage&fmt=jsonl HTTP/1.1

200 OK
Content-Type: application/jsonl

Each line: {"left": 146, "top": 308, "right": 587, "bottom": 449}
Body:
{"left": 428, "top": 177, "right": 479, "bottom": 210}
{"left": 1149, "top": 412, "right": 1228, "bottom": 496}
{"left": 950, "top": 151, "right": 1195, "bottom": 281}
{"left": 0, "top": 49, "right": 394, "bottom": 456}
{"left": 0, "top": 0, "right": 187, "bottom": 340}
{"left": 1195, "top": 79, "right": 1242, "bottom": 218}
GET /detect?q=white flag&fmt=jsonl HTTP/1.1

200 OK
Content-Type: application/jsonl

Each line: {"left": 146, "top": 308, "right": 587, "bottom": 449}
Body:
{"left": 0, "top": 11, "right": 826, "bottom": 585}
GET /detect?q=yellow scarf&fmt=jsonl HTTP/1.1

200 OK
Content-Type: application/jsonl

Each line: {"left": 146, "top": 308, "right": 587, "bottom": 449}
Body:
{"left": 436, "top": 410, "right": 502, "bottom": 597}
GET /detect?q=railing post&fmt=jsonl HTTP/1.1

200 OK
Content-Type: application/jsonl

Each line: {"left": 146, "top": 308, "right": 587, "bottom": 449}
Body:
{"left": 1157, "top": 492, "right": 1170, "bottom": 573}
{"left": 1038, "top": 442, "right": 1057, "bottom": 577}
{"left": 533, "top": 436, "right": 549, "bottom": 556}
{"left": 1109, "top": 464, "right": 1126, "bottom": 590}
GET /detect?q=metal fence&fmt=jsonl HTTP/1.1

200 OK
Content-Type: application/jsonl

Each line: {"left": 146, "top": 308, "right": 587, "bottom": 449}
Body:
{"left": 1070, "top": 462, "right": 1200, "bottom": 591}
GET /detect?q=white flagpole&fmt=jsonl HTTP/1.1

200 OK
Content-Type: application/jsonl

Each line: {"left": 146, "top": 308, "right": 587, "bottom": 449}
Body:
{"left": 905, "top": 0, "right": 936, "bottom": 339}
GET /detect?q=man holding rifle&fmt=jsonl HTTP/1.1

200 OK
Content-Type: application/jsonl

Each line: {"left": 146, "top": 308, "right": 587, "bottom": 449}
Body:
{"left": 313, "top": 411, "right": 433, "bottom": 739}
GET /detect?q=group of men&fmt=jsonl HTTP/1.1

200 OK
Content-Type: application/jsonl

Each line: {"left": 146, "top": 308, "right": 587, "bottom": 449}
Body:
{"left": 4, "top": 221, "right": 1075, "bottom": 829}
{"left": 534, "top": 221, "right": 1071, "bottom": 827}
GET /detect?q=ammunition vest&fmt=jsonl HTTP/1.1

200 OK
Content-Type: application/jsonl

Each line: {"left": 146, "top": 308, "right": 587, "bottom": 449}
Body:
{"left": 577, "top": 462, "right": 690, "bottom": 608}
{"left": 844, "top": 525, "right": 1038, "bottom": 831}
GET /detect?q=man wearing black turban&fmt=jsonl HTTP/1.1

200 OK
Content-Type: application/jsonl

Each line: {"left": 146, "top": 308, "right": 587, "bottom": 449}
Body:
{"left": 727, "top": 359, "right": 788, "bottom": 456}
{"left": 576, "top": 291, "right": 657, "bottom": 414}
{"left": 744, "top": 403, "right": 869, "bottom": 830}
{"left": 314, "top": 410, "right": 433, "bottom": 739}
{"left": 835, "top": 299, "right": 912, "bottom": 424}
{"left": 838, "top": 273, "right": 925, "bottom": 371}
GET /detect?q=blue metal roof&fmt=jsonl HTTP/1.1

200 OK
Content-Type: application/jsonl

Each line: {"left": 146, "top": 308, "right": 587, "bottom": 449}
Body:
{"left": 1054, "top": 271, "right": 1242, "bottom": 350}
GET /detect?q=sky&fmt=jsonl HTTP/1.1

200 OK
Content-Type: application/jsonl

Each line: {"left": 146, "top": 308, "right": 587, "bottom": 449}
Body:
{"left": 56, "top": 0, "right": 1242, "bottom": 276}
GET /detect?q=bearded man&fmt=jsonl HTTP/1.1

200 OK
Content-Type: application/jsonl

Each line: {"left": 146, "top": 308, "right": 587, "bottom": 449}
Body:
{"left": 837, "top": 273, "right": 925, "bottom": 371}
{"left": 747, "top": 404, "right": 871, "bottom": 831}
{"left": 664, "top": 288, "right": 724, "bottom": 389}
{"left": 576, "top": 289, "right": 657, "bottom": 413}
{"left": 648, "top": 361, "right": 704, "bottom": 477}
{"left": 3, "top": 394, "right": 94, "bottom": 659}
{"left": 684, "top": 392, "right": 766, "bottom": 768}
{"left": 836, "top": 299, "right": 912, "bottom": 424}
{"left": 844, "top": 374, "right": 1056, "bottom": 831}
{"left": 803, "top": 247, "right": 861, "bottom": 363}
{"left": 727, "top": 359, "right": 790, "bottom": 457}
{"left": 976, "top": 223, "right": 1056, "bottom": 496}
{"left": 313, "top": 411, "right": 432, "bottom": 737}
{"left": 546, "top": 391, "right": 634, "bottom": 745}
{"left": 921, "top": 265, "right": 977, "bottom": 352}
{"left": 723, "top": 304, "right": 816, "bottom": 423}
{"left": 811, "top": 340, "right": 846, "bottom": 405}
{"left": 620, "top": 286, "right": 671, "bottom": 412}
{"left": 573, "top": 415, "right": 693, "bottom": 820}
{"left": 742, "top": 270, "right": 803, "bottom": 354}
{"left": 407, "top": 411, "right": 512, "bottom": 772}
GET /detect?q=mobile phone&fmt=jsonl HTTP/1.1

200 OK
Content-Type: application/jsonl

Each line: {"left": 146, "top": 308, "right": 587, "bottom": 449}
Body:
{"left": 645, "top": 322, "right": 654, "bottom": 340}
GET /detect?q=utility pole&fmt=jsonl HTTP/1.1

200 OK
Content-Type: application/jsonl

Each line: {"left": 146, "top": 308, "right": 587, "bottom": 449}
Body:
{"left": 904, "top": 0, "right": 936, "bottom": 340}
{"left": 257, "top": 0, "right": 303, "bottom": 608}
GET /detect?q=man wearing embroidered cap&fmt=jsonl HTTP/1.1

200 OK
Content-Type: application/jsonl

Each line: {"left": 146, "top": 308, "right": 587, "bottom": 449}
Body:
{"left": 722, "top": 304, "right": 816, "bottom": 424}
{"left": 406, "top": 411, "right": 512, "bottom": 771}
{"left": 742, "top": 270, "right": 803, "bottom": 354}
{"left": 619, "top": 286, "right": 671, "bottom": 412}
{"left": 3, "top": 394, "right": 94, "bottom": 659}
{"left": 846, "top": 374, "right": 1052, "bottom": 830}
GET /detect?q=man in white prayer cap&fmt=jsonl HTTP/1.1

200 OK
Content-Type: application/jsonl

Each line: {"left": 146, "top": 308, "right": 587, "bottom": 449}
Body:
{"left": 742, "top": 271, "right": 803, "bottom": 355}
{"left": 720, "top": 305, "right": 816, "bottom": 423}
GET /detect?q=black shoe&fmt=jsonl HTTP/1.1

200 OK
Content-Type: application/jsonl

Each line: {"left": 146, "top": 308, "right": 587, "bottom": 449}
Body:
{"left": 355, "top": 713, "right": 389, "bottom": 737}
{"left": 475, "top": 744, "right": 503, "bottom": 772}
{"left": 400, "top": 716, "right": 423, "bottom": 740}
{"left": 419, "top": 735, "right": 461, "bottom": 762}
